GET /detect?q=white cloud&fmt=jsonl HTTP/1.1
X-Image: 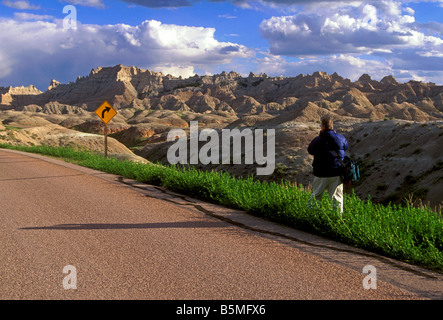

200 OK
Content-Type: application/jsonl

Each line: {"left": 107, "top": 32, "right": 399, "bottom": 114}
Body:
{"left": 256, "top": 49, "right": 443, "bottom": 85}
{"left": 1, "top": 0, "right": 442, "bottom": 88}
{"left": 257, "top": 0, "right": 443, "bottom": 84}
{"left": 259, "top": 2, "right": 438, "bottom": 56}
{"left": 270, "top": 1, "right": 442, "bottom": 53}
{"left": 13, "top": 13, "right": 54, "bottom": 20}
{"left": 154, "top": 65, "right": 195, "bottom": 78}
{"left": 254, "top": 52, "right": 393, "bottom": 82}
{"left": 218, "top": 14, "right": 237, "bottom": 19}
{"left": 0, "top": 18, "right": 253, "bottom": 89}
{"left": 120, "top": 0, "right": 196, "bottom": 8}
{"left": 1, "top": 0, "right": 40, "bottom": 9}
{"left": 97, "top": 0, "right": 443, "bottom": 10}
{"left": 418, "top": 50, "right": 443, "bottom": 58}
{"left": 63, "top": 0, "right": 105, "bottom": 8}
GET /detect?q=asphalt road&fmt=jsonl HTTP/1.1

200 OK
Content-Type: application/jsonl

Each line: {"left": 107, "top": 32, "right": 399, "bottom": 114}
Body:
{"left": 0, "top": 148, "right": 441, "bottom": 300}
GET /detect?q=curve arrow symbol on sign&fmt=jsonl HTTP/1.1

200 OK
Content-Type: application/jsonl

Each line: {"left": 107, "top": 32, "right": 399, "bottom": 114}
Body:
{"left": 101, "top": 107, "right": 111, "bottom": 119}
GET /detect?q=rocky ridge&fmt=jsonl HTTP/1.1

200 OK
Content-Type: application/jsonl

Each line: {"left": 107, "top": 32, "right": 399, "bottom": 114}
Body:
{"left": 1, "top": 65, "right": 442, "bottom": 122}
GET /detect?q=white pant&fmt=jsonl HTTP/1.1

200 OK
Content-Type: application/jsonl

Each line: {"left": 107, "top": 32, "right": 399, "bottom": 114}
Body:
{"left": 308, "top": 176, "right": 343, "bottom": 213}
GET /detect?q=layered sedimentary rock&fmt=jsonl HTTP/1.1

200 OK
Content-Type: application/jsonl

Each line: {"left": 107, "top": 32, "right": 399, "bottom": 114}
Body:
{"left": 1, "top": 65, "right": 442, "bottom": 122}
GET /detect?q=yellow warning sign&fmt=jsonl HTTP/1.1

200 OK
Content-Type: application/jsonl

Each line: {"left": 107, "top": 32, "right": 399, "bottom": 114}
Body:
{"left": 95, "top": 101, "right": 117, "bottom": 124}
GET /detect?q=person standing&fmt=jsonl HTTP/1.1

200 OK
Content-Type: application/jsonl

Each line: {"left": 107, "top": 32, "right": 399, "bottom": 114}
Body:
{"left": 307, "top": 116, "right": 349, "bottom": 213}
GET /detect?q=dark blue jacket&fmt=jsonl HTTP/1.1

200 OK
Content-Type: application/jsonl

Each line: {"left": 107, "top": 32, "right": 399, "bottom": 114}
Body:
{"left": 308, "top": 129, "right": 349, "bottom": 177}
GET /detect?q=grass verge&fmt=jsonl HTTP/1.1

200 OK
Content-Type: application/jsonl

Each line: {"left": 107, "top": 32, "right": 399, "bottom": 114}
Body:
{"left": 2, "top": 144, "right": 442, "bottom": 272}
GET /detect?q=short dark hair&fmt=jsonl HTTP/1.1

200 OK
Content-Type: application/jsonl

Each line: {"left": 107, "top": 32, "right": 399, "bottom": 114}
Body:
{"left": 321, "top": 116, "right": 334, "bottom": 130}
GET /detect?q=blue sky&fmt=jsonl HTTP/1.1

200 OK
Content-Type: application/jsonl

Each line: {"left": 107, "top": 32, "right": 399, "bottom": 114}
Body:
{"left": 0, "top": 0, "right": 442, "bottom": 90}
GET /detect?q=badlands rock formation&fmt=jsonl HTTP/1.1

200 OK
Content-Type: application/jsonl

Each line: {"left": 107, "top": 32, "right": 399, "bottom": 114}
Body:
{"left": 1, "top": 65, "right": 442, "bottom": 121}
{"left": 0, "top": 65, "right": 442, "bottom": 208}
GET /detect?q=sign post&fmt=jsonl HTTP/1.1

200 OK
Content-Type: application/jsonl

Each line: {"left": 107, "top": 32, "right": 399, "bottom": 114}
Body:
{"left": 104, "top": 122, "right": 108, "bottom": 158}
{"left": 94, "top": 101, "right": 117, "bottom": 158}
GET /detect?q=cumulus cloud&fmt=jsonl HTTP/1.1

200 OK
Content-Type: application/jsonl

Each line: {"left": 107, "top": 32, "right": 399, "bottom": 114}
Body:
{"left": 1, "top": 0, "right": 40, "bottom": 10}
{"left": 115, "top": 0, "right": 443, "bottom": 11}
{"left": 63, "top": 0, "right": 105, "bottom": 8}
{"left": 113, "top": 0, "right": 367, "bottom": 9}
{"left": 218, "top": 14, "right": 237, "bottom": 19}
{"left": 257, "top": 0, "right": 443, "bottom": 83}
{"left": 1, "top": 0, "right": 442, "bottom": 87}
{"left": 155, "top": 65, "right": 195, "bottom": 78}
{"left": 81, "top": 0, "right": 442, "bottom": 10}
{"left": 0, "top": 18, "right": 253, "bottom": 89}
{"left": 254, "top": 52, "right": 392, "bottom": 81}
{"left": 259, "top": 2, "right": 443, "bottom": 56}
{"left": 119, "top": 0, "right": 197, "bottom": 8}
{"left": 13, "top": 12, "right": 54, "bottom": 20}
{"left": 255, "top": 50, "right": 443, "bottom": 84}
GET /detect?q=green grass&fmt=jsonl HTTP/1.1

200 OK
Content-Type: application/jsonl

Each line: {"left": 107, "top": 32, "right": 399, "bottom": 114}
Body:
{"left": 2, "top": 143, "right": 442, "bottom": 272}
